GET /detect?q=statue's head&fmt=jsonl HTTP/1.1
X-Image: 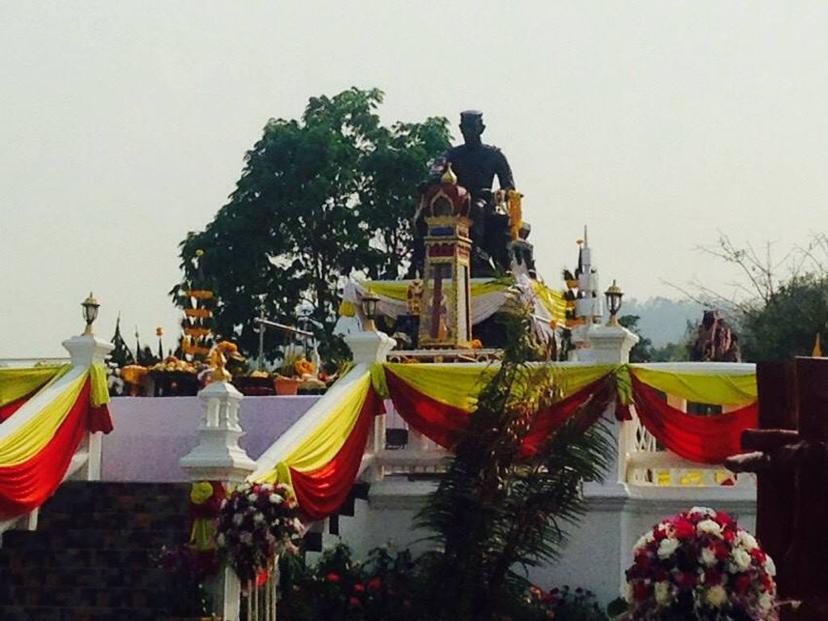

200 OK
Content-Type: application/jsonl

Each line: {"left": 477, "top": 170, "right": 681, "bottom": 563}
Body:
{"left": 459, "top": 110, "right": 484, "bottom": 147}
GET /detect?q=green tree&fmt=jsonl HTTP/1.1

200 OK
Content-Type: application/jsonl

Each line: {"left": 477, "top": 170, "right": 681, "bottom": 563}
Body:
{"left": 416, "top": 301, "right": 614, "bottom": 621}
{"left": 739, "top": 274, "right": 828, "bottom": 361}
{"left": 618, "top": 314, "right": 654, "bottom": 362}
{"left": 175, "top": 88, "right": 450, "bottom": 359}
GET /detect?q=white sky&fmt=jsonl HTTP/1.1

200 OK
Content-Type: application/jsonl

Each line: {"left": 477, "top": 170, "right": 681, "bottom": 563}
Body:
{"left": 2, "top": 1, "right": 827, "bottom": 357}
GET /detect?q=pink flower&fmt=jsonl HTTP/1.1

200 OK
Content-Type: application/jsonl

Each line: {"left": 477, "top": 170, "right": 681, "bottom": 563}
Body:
{"left": 348, "top": 596, "right": 362, "bottom": 608}
{"left": 353, "top": 583, "right": 365, "bottom": 593}
{"left": 326, "top": 572, "right": 340, "bottom": 583}
{"left": 367, "top": 576, "right": 382, "bottom": 591}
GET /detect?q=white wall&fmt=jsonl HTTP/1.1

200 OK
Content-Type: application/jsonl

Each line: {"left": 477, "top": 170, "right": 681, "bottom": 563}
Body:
{"left": 334, "top": 478, "right": 756, "bottom": 606}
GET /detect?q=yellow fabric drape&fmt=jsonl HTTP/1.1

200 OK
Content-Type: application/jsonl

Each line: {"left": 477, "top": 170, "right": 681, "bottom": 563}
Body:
{"left": 0, "top": 366, "right": 68, "bottom": 407}
{"left": 629, "top": 366, "right": 757, "bottom": 405}
{"left": 530, "top": 281, "right": 567, "bottom": 323}
{"left": 89, "top": 363, "right": 110, "bottom": 408}
{"left": 258, "top": 372, "right": 372, "bottom": 483}
{"left": 363, "top": 279, "right": 514, "bottom": 302}
{"left": 383, "top": 363, "right": 616, "bottom": 412}
{"left": 0, "top": 373, "right": 86, "bottom": 467}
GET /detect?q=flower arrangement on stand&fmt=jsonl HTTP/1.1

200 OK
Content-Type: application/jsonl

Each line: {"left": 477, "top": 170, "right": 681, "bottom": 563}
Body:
{"left": 216, "top": 481, "right": 304, "bottom": 583}
{"left": 624, "top": 507, "right": 777, "bottom": 620}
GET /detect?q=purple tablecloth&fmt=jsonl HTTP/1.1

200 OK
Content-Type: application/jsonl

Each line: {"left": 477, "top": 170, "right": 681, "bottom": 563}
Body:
{"left": 101, "top": 395, "right": 319, "bottom": 482}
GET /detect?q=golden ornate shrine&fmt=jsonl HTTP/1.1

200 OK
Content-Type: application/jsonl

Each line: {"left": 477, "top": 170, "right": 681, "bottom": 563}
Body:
{"left": 417, "top": 165, "right": 473, "bottom": 350}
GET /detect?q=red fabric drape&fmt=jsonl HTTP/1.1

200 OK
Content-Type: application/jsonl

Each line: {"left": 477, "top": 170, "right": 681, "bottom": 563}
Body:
{"left": 631, "top": 376, "right": 758, "bottom": 464}
{"left": 0, "top": 394, "right": 31, "bottom": 423}
{"left": 385, "top": 368, "right": 471, "bottom": 449}
{"left": 386, "top": 368, "right": 611, "bottom": 454}
{"left": 87, "top": 404, "right": 114, "bottom": 434}
{"left": 520, "top": 378, "right": 611, "bottom": 457}
{"left": 291, "top": 388, "right": 384, "bottom": 522}
{"left": 0, "top": 380, "right": 109, "bottom": 519}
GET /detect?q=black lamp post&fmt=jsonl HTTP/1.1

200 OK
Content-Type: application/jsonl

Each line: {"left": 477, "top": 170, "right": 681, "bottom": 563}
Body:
{"left": 604, "top": 280, "right": 623, "bottom": 327}
{"left": 360, "top": 292, "right": 380, "bottom": 332}
{"left": 81, "top": 292, "right": 100, "bottom": 336}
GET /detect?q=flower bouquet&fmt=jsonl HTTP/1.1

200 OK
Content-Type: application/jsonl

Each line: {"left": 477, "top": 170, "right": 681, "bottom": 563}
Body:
{"left": 216, "top": 482, "right": 303, "bottom": 582}
{"left": 624, "top": 507, "right": 777, "bottom": 620}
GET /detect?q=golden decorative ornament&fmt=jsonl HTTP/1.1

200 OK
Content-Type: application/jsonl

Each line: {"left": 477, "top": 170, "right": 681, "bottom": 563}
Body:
{"left": 441, "top": 162, "right": 458, "bottom": 185}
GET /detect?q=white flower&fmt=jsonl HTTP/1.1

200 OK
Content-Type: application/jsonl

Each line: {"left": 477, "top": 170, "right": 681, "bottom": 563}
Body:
{"left": 269, "top": 493, "right": 284, "bottom": 505}
{"left": 232, "top": 513, "right": 244, "bottom": 526}
{"left": 216, "top": 533, "right": 226, "bottom": 547}
{"left": 247, "top": 493, "right": 258, "bottom": 503}
{"left": 699, "top": 547, "right": 717, "bottom": 567}
{"left": 758, "top": 592, "right": 774, "bottom": 611}
{"left": 634, "top": 531, "right": 655, "bottom": 550}
{"left": 705, "top": 585, "right": 728, "bottom": 607}
{"left": 696, "top": 519, "right": 723, "bottom": 538}
{"left": 657, "top": 537, "right": 679, "bottom": 559}
{"left": 624, "top": 582, "right": 635, "bottom": 604}
{"left": 654, "top": 581, "right": 672, "bottom": 605}
{"left": 261, "top": 483, "right": 273, "bottom": 492}
{"left": 764, "top": 555, "right": 777, "bottom": 577}
{"left": 728, "top": 548, "right": 751, "bottom": 573}
{"left": 690, "top": 506, "right": 716, "bottom": 517}
{"left": 735, "top": 530, "right": 758, "bottom": 551}
{"left": 240, "top": 532, "right": 253, "bottom": 545}
{"left": 253, "top": 512, "right": 265, "bottom": 523}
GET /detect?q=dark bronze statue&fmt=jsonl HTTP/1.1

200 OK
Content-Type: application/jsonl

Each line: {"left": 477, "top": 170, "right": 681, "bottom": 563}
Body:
{"left": 445, "top": 110, "right": 515, "bottom": 206}
{"left": 411, "top": 111, "right": 522, "bottom": 277}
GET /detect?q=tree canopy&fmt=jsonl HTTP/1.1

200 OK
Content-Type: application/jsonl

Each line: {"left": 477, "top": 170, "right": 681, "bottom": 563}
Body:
{"left": 174, "top": 88, "right": 451, "bottom": 360}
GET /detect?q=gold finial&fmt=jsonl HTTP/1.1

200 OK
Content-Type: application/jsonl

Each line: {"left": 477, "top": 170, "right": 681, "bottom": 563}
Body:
{"left": 208, "top": 348, "right": 232, "bottom": 383}
{"left": 813, "top": 333, "right": 823, "bottom": 358}
{"left": 441, "top": 163, "right": 458, "bottom": 185}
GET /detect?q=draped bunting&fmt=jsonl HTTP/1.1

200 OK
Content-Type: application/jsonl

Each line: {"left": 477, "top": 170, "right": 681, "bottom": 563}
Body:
{"left": 256, "top": 372, "right": 385, "bottom": 521}
{"left": 0, "top": 373, "right": 114, "bottom": 519}
{"left": 383, "top": 363, "right": 616, "bottom": 413}
{"left": 340, "top": 276, "right": 567, "bottom": 326}
{"left": 0, "top": 365, "right": 67, "bottom": 407}
{"left": 290, "top": 389, "right": 382, "bottom": 521}
{"left": 0, "top": 396, "right": 29, "bottom": 423}
{"left": 250, "top": 360, "right": 760, "bottom": 521}
{"left": 385, "top": 365, "right": 614, "bottom": 452}
{"left": 629, "top": 365, "right": 756, "bottom": 405}
{"left": 630, "top": 376, "right": 758, "bottom": 464}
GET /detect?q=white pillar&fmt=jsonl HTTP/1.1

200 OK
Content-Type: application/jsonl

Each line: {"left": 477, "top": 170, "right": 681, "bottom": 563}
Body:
{"left": 581, "top": 324, "right": 639, "bottom": 365}
{"left": 344, "top": 330, "right": 395, "bottom": 364}
{"left": 578, "top": 323, "right": 639, "bottom": 600}
{"left": 62, "top": 334, "right": 114, "bottom": 368}
{"left": 180, "top": 379, "right": 256, "bottom": 621}
{"left": 179, "top": 380, "right": 256, "bottom": 484}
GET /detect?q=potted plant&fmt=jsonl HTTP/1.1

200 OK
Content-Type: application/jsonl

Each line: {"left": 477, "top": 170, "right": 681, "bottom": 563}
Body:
{"left": 274, "top": 351, "right": 310, "bottom": 396}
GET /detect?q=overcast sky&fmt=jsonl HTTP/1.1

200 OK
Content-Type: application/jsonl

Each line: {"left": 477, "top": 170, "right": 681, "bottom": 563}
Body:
{"left": 2, "top": 1, "right": 827, "bottom": 357}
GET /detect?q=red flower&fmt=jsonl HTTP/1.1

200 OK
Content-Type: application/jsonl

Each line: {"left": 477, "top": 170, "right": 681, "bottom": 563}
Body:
{"left": 750, "top": 548, "right": 767, "bottom": 564}
{"left": 714, "top": 541, "right": 730, "bottom": 561}
{"left": 633, "top": 581, "right": 650, "bottom": 601}
{"left": 673, "top": 518, "right": 695, "bottom": 540}
{"left": 676, "top": 572, "right": 697, "bottom": 588}
{"left": 715, "top": 511, "right": 735, "bottom": 527}
{"left": 735, "top": 574, "right": 752, "bottom": 595}
{"left": 353, "top": 583, "right": 365, "bottom": 593}
{"left": 634, "top": 552, "right": 653, "bottom": 572}
{"left": 367, "top": 576, "right": 382, "bottom": 591}
{"left": 349, "top": 596, "right": 362, "bottom": 608}
{"left": 325, "top": 572, "right": 341, "bottom": 583}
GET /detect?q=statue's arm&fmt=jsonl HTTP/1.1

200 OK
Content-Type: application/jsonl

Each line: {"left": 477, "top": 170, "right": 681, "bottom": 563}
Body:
{"left": 495, "top": 150, "right": 516, "bottom": 190}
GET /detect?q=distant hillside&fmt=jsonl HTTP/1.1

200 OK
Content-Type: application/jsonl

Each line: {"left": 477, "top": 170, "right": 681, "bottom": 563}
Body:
{"left": 623, "top": 297, "right": 704, "bottom": 347}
